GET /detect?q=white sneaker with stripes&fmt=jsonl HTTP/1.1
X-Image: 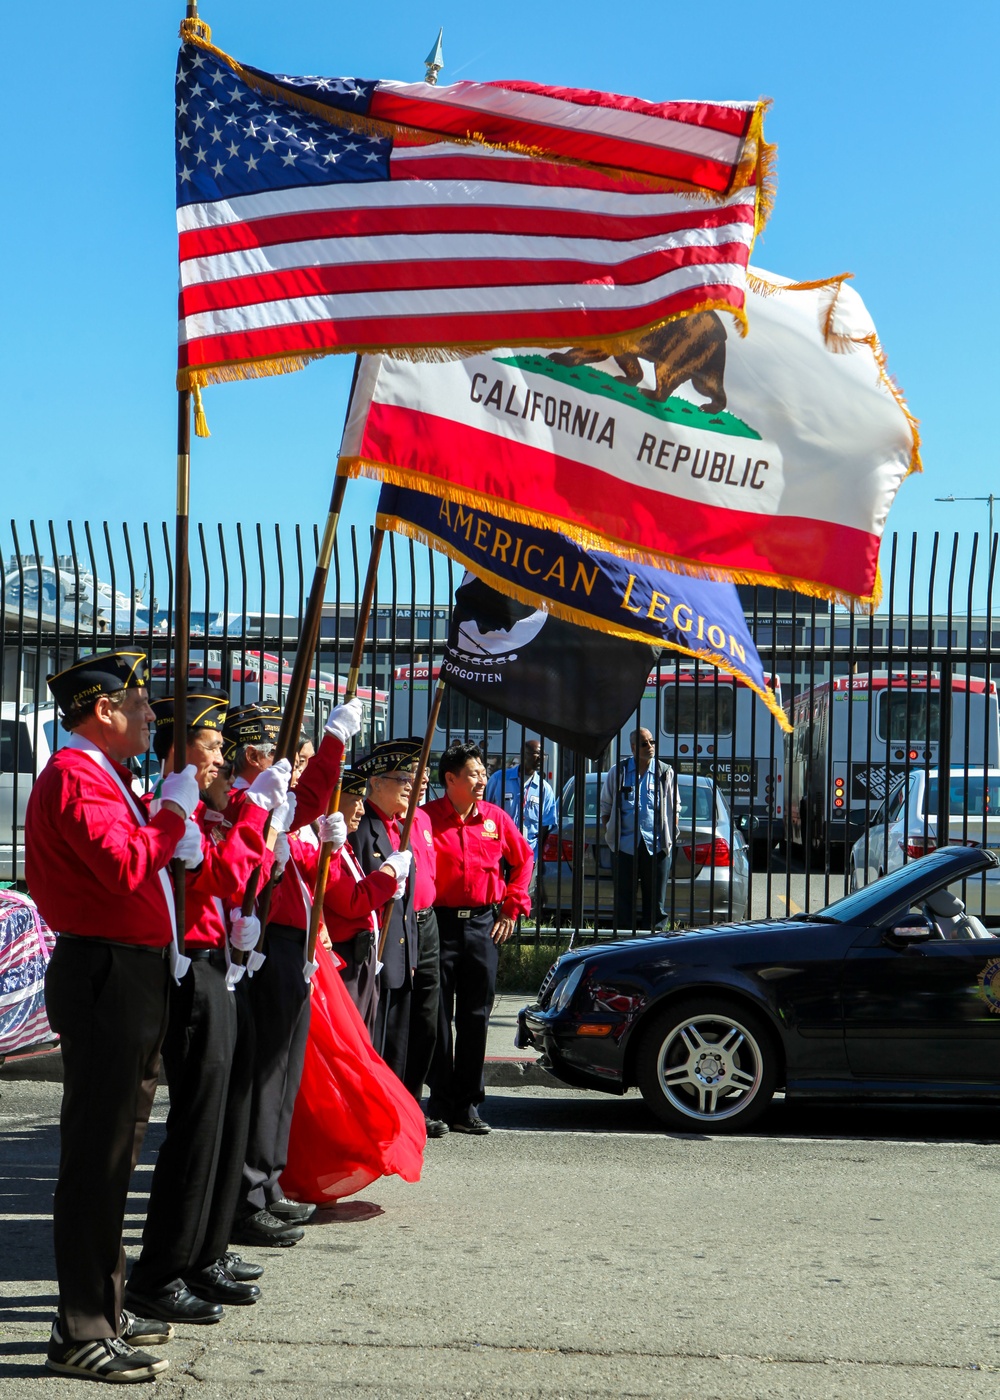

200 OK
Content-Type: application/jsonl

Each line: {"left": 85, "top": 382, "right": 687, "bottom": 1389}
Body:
{"left": 45, "top": 1321, "right": 169, "bottom": 1383}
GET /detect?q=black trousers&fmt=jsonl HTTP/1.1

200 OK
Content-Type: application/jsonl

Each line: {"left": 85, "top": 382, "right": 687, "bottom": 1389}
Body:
{"left": 242, "top": 925, "right": 312, "bottom": 1213}
{"left": 199, "top": 973, "right": 255, "bottom": 1268}
{"left": 427, "top": 907, "right": 498, "bottom": 1125}
{"left": 613, "top": 845, "right": 668, "bottom": 930}
{"left": 44, "top": 938, "right": 169, "bottom": 1341}
{"left": 333, "top": 933, "right": 379, "bottom": 1039}
{"left": 374, "top": 975, "right": 411, "bottom": 1081}
{"left": 403, "top": 909, "right": 440, "bottom": 1102}
{"left": 128, "top": 954, "right": 236, "bottom": 1294}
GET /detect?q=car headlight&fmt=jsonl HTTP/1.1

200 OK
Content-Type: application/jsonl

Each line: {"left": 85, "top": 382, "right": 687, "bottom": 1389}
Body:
{"left": 549, "top": 962, "right": 585, "bottom": 1014}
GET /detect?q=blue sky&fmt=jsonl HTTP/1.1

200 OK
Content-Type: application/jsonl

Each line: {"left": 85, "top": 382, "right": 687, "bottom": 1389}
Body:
{"left": 3, "top": 0, "right": 998, "bottom": 604}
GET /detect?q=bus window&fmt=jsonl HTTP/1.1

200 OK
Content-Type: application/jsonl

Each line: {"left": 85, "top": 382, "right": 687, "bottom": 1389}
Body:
{"left": 438, "top": 690, "right": 504, "bottom": 734}
{"left": 661, "top": 686, "right": 734, "bottom": 737}
{"left": 876, "top": 691, "right": 947, "bottom": 743}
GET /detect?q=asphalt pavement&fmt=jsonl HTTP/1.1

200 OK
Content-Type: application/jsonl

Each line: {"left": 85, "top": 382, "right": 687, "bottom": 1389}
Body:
{"left": 3, "top": 1005, "right": 1000, "bottom": 1399}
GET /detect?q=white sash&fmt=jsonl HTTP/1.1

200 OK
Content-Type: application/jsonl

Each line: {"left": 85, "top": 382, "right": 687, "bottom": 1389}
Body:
{"left": 288, "top": 841, "right": 319, "bottom": 983}
{"left": 66, "top": 734, "right": 191, "bottom": 983}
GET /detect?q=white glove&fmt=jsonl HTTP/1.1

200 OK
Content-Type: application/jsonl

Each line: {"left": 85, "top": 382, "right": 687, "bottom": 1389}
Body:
{"left": 381, "top": 849, "right": 412, "bottom": 882}
{"left": 246, "top": 948, "right": 266, "bottom": 976}
{"left": 271, "top": 793, "right": 298, "bottom": 834}
{"left": 317, "top": 812, "right": 348, "bottom": 850}
{"left": 273, "top": 831, "right": 290, "bottom": 875}
{"left": 381, "top": 848, "right": 412, "bottom": 899}
{"left": 245, "top": 758, "right": 292, "bottom": 812}
{"left": 324, "top": 697, "right": 364, "bottom": 744}
{"left": 229, "top": 910, "right": 261, "bottom": 952}
{"left": 159, "top": 764, "right": 200, "bottom": 819}
{"left": 173, "top": 819, "right": 204, "bottom": 869}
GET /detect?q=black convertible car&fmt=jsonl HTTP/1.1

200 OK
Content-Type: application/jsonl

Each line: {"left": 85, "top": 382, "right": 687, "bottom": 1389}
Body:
{"left": 518, "top": 846, "right": 1000, "bottom": 1130}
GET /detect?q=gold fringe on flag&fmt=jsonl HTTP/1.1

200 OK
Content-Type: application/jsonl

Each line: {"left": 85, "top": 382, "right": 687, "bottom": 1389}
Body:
{"left": 175, "top": 293, "right": 752, "bottom": 402}
{"left": 745, "top": 270, "right": 922, "bottom": 480}
{"left": 376, "top": 510, "right": 791, "bottom": 731}
{"left": 344, "top": 458, "right": 883, "bottom": 613}
{"left": 177, "top": 20, "right": 773, "bottom": 210}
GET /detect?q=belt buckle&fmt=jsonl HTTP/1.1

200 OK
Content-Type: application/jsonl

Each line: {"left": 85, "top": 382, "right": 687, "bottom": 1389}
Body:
{"left": 457, "top": 908, "right": 471, "bottom": 919}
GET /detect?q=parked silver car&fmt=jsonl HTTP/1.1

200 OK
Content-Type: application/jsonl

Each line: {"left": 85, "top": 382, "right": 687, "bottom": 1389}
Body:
{"left": 849, "top": 767, "right": 1000, "bottom": 920}
{"left": 541, "top": 771, "right": 749, "bottom": 926}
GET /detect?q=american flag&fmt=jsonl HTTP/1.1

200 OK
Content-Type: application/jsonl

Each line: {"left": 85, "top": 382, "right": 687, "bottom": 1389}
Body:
{"left": 176, "top": 39, "right": 764, "bottom": 390}
{"left": 238, "top": 65, "right": 768, "bottom": 195}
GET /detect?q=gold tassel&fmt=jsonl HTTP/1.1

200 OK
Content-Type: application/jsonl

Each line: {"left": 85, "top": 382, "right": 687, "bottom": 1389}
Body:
{"left": 192, "top": 383, "right": 210, "bottom": 438}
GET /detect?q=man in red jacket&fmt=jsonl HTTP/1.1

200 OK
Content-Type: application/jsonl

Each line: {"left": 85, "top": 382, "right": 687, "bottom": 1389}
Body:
{"left": 315, "top": 768, "right": 399, "bottom": 1035}
{"left": 424, "top": 741, "right": 533, "bottom": 1136}
{"left": 27, "top": 650, "right": 201, "bottom": 1384}
{"left": 125, "top": 689, "right": 288, "bottom": 1327}
{"left": 226, "top": 697, "right": 363, "bottom": 1249}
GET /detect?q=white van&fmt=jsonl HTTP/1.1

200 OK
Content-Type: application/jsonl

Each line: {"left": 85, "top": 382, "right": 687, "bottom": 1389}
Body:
{"left": 0, "top": 704, "right": 56, "bottom": 880}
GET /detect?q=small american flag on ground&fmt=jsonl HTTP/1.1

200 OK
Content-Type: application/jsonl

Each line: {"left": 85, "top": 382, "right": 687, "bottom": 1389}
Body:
{"left": 176, "top": 28, "right": 768, "bottom": 393}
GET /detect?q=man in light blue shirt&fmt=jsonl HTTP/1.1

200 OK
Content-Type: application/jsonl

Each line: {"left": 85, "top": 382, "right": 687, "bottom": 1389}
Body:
{"left": 484, "top": 740, "right": 557, "bottom": 907}
{"left": 600, "top": 727, "right": 678, "bottom": 930}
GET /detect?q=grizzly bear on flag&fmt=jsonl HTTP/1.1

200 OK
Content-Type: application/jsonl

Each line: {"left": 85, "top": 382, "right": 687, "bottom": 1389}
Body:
{"left": 549, "top": 310, "right": 728, "bottom": 412}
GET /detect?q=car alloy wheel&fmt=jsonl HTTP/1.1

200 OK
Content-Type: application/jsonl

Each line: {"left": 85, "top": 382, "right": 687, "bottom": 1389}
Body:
{"left": 636, "top": 999, "right": 777, "bottom": 1131}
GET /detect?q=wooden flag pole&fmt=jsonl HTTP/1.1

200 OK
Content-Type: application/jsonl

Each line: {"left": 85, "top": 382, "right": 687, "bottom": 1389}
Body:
{"left": 377, "top": 674, "right": 446, "bottom": 962}
{"left": 235, "top": 355, "right": 363, "bottom": 940}
{"left": 237, "top": 467, "right": 352, "bottom": 932}
{"left": 306, "top": 526, "right": 385, "bottom": 962}
{"left": 171, "top": 388, "right": 192, "bottom": 952}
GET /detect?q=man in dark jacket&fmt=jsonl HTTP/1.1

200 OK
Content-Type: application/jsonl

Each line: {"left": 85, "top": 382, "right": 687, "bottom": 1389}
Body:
{"left": 351, "top": 740, "right": 420, "bottom": 1080}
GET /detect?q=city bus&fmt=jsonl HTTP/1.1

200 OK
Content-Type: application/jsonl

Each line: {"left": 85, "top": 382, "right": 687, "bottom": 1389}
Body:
{"left": 149, "top": 650, "right": 388, "bottom": 752}
{"left": 615, "top": 667, "right": 785, "bottom": 857}
{"left": 786, "top": 671, "right": 1000, "bottom": 857}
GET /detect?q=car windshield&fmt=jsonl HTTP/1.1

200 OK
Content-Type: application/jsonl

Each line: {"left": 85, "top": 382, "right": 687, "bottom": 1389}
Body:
{"left": 561, "top": 772, "right": 715, "bottom": 824}
{"left": 924, "top": 775, "right": 1000, "bottom": 817}
{"left": 815, "top": 852, "right": 992, "bottom": 923}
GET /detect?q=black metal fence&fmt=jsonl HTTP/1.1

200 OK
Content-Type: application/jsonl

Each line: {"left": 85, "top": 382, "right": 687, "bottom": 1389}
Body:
{"left": 3, "top": 521, "right": 997, "bottom": 944}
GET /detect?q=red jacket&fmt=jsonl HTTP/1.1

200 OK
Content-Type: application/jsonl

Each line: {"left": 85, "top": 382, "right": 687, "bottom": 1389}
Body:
{"left": 305, "top": 840, "right": 397, "bottom": 948}
{"left": 25, "top": 745, "right": 185, "bottom": 947}
{"left": 423, "top": 797, "right": 534, "bottom": 918}
{"left": 225, "top": 733, "right": 345, "bottom": 932}
{"left": 160, "top": 799, "right": 272, "bottom": 951}
{"left": 410, "top": 805, "right": 437, "bottom": 911}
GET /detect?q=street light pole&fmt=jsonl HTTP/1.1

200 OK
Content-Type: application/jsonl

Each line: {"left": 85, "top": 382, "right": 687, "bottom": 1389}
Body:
{"left": 935, "top": 493, "right": 996, "bottom": 546}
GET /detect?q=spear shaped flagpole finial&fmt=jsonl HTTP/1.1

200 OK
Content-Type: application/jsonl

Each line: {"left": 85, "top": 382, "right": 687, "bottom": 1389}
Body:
{"left": 424, "top": 28, "right": 444, "bottom": 84}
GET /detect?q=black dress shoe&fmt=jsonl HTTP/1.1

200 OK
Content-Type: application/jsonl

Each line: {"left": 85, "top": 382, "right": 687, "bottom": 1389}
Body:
{"left": 450, "top": 1114, "right": 491, "bottom": 1135}
{"left": 185, "top": 1263, "right": 260, "bottom": 1306}
{"left": 268, "top": 1196, "right": 317, "bottom": 1223}
{"left": 424, "top": 1117, "right": 450, "bottom": 1139}
{"left": 231, "top": 1209, "right": 304, "bottom": 1248}
{"left": 220, "top": 1251, "right": 264, "bottom": 1282}
{"left": 123, "top": 1284, "right": 223, "bottom": 1326}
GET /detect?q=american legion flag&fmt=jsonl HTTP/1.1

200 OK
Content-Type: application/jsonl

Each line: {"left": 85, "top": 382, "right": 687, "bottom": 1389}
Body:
{"left": 174, "top": 23, "right": 771, "bottom": 395}
{"left": 341, "top": 270, "right": 921, "bottom": 609}
{"left": 377, "top": 483, "right": 788, "bottom": 735}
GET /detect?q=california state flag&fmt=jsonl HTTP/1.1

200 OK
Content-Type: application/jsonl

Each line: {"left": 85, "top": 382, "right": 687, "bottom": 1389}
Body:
{"left": 338, "top": 268, "right": 919, "bottom": 608}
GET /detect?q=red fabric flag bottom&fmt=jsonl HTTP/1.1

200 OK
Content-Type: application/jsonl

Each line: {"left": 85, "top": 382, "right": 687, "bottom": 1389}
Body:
{"left": 282, "top": 948, "right": 426, "bottom": 1203}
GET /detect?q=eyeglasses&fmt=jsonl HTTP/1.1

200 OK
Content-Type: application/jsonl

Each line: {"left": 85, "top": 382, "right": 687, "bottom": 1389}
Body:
{"left": 383, "top": 773, "right": 415, "bottom": 784}
{"left": 638, "top": 739, "right": 655, "bottom": 748}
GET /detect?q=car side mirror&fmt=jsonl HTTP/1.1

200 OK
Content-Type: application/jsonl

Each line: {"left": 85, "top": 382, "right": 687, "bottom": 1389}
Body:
{"left": 884, "top": 915, "right": 935, "bottom": 948}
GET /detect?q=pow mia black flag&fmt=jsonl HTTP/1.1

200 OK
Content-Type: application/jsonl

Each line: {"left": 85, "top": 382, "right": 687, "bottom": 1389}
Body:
{"left": 443, "top": 574, "right": 655, "bottom": 759}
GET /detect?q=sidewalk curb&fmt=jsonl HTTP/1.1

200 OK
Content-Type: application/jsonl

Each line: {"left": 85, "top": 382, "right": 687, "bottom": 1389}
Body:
{"left": 0, "top": 1044, "right": 62, "bottom": 1082}
{"left": 1, "top": 1047, "right": 557, "bottom": 1089}
{"left": 483, "top": 1055, "right": 558, "bottom": 1088}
